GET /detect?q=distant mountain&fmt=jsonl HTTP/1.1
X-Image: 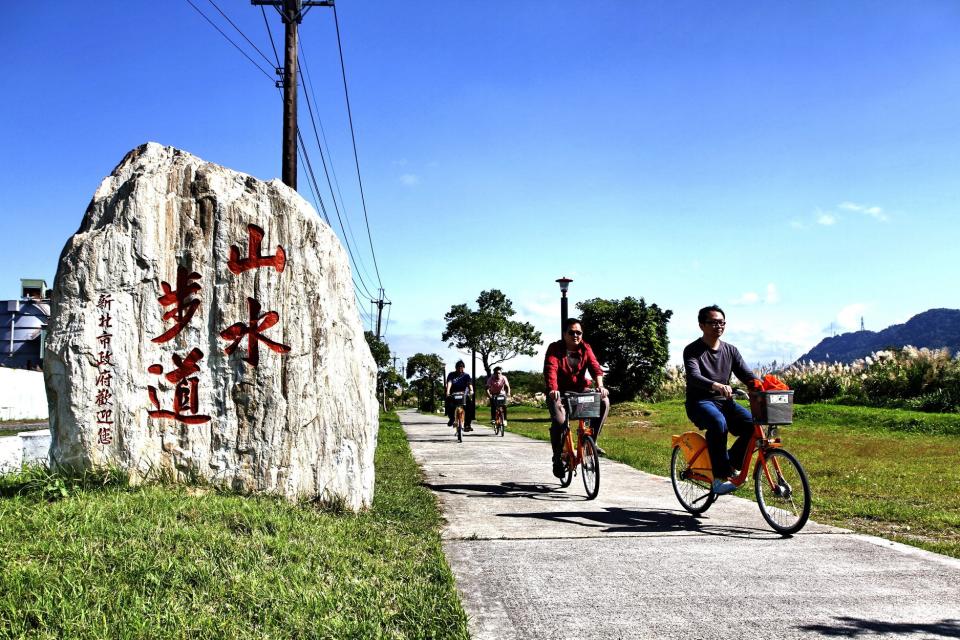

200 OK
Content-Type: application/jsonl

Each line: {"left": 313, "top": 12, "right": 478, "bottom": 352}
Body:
{"left": 797, "top": 308, "right": 960, "bottom": 364}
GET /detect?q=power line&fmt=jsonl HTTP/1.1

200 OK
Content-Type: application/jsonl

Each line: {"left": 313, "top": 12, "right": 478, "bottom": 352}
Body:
{"left": 297, "top": 48, "right": 378, "bottom": 300}
{"left": 332, "top": 4, "right": 384, "bottom": 290}
{"left": 205, "top": 0, "right": 275, "bottom": 68}
{"left": 298, "top": 139, "right": 380, "bottom": 304}
{"left": 260, "top": 5, "right": 281, "bottom": 68}
{"left": 298, "top": 39, "right": 379, "bottom": 291}
{"left": 185, "top": 0, "right": 275, "bottom": 82}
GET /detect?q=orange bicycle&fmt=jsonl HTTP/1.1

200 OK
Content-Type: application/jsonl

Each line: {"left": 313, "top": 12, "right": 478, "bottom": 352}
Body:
{"left": 558, "top": 391, "right": 602, "bottom": 499}
{"left": 492, "top": 394, "right": 507, "bottom": 437}
{"left": 449, "top": 392, "right": 468, "bottom": 443}
{"left": 670, "top": 389, "right": 811, "bottom": 535}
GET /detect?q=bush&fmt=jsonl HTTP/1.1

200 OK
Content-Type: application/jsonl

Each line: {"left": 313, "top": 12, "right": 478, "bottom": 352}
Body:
{"left": 655, "top": 346, "right": 960, "bottom": 413}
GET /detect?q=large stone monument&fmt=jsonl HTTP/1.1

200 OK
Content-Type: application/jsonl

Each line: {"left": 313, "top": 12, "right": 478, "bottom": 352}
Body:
{"left": 44, "top": 143, "right": 378, "bottom": 508}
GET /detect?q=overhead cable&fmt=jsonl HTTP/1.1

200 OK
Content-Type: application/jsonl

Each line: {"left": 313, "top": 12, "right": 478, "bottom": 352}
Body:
{"left": 299, "top": 39, "right": 379, "bottom": 291}
{"left": 205, "top": 0, "right": 276, "bottom": 68}
{"left": 332, "top": 4, "right": 384, "bottom": 290}
{"left": 185, "top": 0, "right": 275, "bottom": 83}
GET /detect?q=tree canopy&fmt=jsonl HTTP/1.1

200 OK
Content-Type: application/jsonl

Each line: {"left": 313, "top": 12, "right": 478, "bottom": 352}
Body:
{"left": 577, "top": 296, "right": 673, "bottom": 402}
{"left": 364, "top": 331, "right": 391, "bottom": 369}
{"left": 441, "top": 289, "right": 542, "bottom": 376}
{"left": 406, "top": 353, "right": 445, "bottom": 412}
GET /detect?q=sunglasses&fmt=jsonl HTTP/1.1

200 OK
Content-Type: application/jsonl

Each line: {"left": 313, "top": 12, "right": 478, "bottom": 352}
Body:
{"left": 702, "top": 320, "right": 726, "bottom": 328}
{"left": 567, "top": 330, "right": 583, "bottom": 336}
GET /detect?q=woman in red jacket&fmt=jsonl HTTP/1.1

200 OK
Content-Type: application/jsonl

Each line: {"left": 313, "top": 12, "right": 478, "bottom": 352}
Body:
{"left": 543, "top": 318, "right": 610, "bottom": 478}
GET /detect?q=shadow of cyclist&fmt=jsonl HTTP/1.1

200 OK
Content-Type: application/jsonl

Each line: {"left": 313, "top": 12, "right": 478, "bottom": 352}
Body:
{"left": 498, "top": 506, "right": 777, "bottom": 538}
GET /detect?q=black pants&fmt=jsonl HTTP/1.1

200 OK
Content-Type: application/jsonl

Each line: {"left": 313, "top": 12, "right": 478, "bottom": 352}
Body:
{"left": 445, "top": 396, "right": 475, "bottom": 426}
{"left": 547, "top": 394, "right": 610, "bottom": 463}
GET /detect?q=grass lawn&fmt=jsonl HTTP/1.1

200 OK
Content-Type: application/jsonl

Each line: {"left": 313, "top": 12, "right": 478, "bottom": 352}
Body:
{"left": 0, "top": 412, "right": 468, "bottom": 640}
{"left": 504, "top": 400, "right": 960, "bottom": 558}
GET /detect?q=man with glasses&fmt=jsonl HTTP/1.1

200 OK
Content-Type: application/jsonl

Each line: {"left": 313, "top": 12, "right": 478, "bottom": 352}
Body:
{"left": 683, "top": 305, "right": 759, "bottom": 495}
{"left": 543, "top": 317, "right": 609, "bottom": 479}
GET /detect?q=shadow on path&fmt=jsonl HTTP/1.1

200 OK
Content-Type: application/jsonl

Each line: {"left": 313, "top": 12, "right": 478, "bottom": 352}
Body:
{"left": 797, "top": 616, "right": 960, "bottom": 638}
{"left": 426, "top": 481, "right": 584, "bottom": 502}
{"left": 500, "top": 506, "right": 777, "bottom": 538}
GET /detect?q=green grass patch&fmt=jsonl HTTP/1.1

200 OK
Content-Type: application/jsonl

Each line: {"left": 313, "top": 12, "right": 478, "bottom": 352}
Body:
{"left": 506, "top": 400, "right": 960, "bottom": 558}
{"left": 0, "top": 412, "right": 468, "bottom": 640}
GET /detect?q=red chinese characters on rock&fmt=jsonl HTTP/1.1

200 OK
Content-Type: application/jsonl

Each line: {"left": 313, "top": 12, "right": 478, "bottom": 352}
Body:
{"left": 95, "top": 294, "right": 115, "bottom": 445}
{"left": 147, "top": 266, "right": 210, "bottom": 426}
{"left": 147, "top": 348, "right": 211, "bottom": 424}
{"left": 228, "top": 224, "right": 286, "bottom": 274}
{"left": 220, "top": 298, "right": 292, "bottom": 367}
{"left": 221, "top": 224, "right": 291, "bottom": 367}
{"left": 152, "top": 266, "right": 202, "bottom": 343}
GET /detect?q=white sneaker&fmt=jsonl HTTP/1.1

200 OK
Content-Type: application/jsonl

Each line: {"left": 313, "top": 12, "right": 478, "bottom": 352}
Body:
{"left": 712, "top": 479, "right": 737, "bottom": 495}
{"left": 503, "top": 420, "right": 508, "bottom": 427}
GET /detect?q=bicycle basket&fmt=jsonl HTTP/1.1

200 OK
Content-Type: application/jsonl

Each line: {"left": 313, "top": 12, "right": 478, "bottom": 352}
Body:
{"left": 450, "top": 392, "right": 467, "bottom": 406}
{"left": 749, "top": 390, "right": 794, "bottom": 425}
{"left": 491, "top": 394, "right": 507, "bottom": 408}
{"left": 565, "top": 392, "right": 602, "bottom": 419}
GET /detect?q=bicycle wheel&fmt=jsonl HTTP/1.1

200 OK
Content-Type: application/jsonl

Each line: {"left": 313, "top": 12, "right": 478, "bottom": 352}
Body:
{"left": 670, "top": 446, "right": 715, "bottom": 514}
{"left": 496, "top": 408, "right": 505, "bottom": 436}
{"left": 581, "top": 435, "right": 600, "bottom": 500}
{"left": 455, "top": 408, "right": 463, "bottom": 443}
{"left": 754, "top": 448, "right": 811, "bottom": 535}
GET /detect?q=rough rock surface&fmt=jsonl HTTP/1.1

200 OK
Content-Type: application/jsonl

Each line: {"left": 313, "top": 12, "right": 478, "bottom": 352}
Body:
{"left": 44, "top": 143, "right": 378, "bottom": 508}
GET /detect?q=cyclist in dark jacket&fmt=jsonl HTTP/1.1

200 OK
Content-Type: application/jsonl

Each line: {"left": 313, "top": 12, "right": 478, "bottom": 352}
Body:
{"left": 683, "top": 304, "right": 760, "bottom": 495}
{"left": 445, "top": 360, "right": 475, "bottom": 430}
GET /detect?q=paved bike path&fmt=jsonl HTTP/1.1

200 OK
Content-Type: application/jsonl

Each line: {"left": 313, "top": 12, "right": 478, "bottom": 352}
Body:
{"left": 399, "top": 409, "right": 960, "bottom": 640}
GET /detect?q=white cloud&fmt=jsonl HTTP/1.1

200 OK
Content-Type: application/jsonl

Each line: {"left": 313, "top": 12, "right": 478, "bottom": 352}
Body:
{"left": 765, "top": 283, "right": 780, "bottom": 304}
{"left": 837, "top": 303, "right": 868, "bottom": 331}
{"left": 399, "top": 173, "right": 420, "bottom": 187}
{"left": 817, "top": 213, "right": 836, "bottom": 226}
{"left": 789, "top": 220, "right": 805, "bottom": 230}
{"left": 732, "top": 291, "right": 760, "bottom": 305}
{"left": 838, "top": 201, "right": 889, "bottom": 221}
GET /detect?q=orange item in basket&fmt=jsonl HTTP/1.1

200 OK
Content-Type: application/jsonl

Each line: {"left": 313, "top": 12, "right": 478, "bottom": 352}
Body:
{"left": 755, "top": 375, "right": 789, "bottom": 391}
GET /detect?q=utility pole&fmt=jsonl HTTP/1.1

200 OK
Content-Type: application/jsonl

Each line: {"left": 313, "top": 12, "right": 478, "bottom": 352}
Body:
{"left": 252, "top": 0, "right": 333, "bottom": 189}
{"left": 372, "top": 288, "right": 391, "bottom": 339}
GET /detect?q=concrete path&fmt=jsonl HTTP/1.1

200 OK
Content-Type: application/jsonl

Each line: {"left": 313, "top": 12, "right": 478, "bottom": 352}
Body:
{"left": 399, "top": 409, "right": 960, "bottom": 640}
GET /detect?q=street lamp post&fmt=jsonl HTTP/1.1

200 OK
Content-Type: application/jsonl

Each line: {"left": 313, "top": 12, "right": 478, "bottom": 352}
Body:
{"left": 556, "top": 277, "right": 573, "bottom": 336}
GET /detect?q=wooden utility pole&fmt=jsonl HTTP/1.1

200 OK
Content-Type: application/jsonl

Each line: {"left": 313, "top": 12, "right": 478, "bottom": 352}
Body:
{"left": 252, "top": 0, "right": 333, "bottom": 189}
{"left": 372, "top": 288, "right": 391, "bottom": 339}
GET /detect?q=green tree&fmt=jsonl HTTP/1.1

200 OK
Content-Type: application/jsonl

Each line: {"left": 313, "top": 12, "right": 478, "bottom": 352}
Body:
{"left": 442, "top": 290, "right": 542, "bottom": 376}
{"left": 577, "top": 296, "right": 673, "bottom": 402}
{"left": 364, "top": 331, "right": 390, "bottom": 369}
{"left": 406, "top": 353, "right": 445, "bottom": 412}
{"left": 365, "top": 331, "right": 395, "bottom": 409}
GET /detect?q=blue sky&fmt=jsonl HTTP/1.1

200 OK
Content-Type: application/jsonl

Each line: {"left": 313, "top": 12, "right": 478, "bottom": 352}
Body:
{"left": 2, "top": 1, "right": 958, "bottom": 375}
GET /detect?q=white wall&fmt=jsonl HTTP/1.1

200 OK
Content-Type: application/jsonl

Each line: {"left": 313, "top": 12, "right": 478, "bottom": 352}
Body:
{"left": 0, "top": 367, "right": 48, "bottom": 421}
{"left": 0, "top": 430, "right": 51, "bottom": 472}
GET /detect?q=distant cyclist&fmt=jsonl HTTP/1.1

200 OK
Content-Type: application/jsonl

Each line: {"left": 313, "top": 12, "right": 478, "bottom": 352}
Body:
{"left": 683, "top": 304, "right": 760, "bottom": 495}
{"left": 543, "top": 317, "right": 609, "bottom": 478}
{"left": 486, "top": 366, "right": 511, "bottom": 426}
{"left": 445, "top": 360, "right": 475, "bottom": 431}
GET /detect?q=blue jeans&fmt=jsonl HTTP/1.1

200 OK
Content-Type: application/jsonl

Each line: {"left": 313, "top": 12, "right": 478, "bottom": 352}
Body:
{"left": 685, "top": 398, "right": 754, "bottom": 478}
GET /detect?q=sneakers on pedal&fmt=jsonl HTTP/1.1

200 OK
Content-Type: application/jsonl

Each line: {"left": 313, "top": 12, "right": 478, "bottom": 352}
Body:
{"left": 552, "top": 461, "right": 565, "bottom": 479}
{"left": 712, "top": 479, "right": 738, "bottom": 495}
{"left": 463, "top": 425, "right": 473, "bottom": 432}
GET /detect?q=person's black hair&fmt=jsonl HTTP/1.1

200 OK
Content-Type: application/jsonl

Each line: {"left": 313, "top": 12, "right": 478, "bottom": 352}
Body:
{"left": 455, "top": 360, "right": 465, "bottom": 368}
{"left": 564, "top": 317, "right": 582, "bottom": 330}
{"left": 698, "top": 305, "right": 725, "bottom": 323}
{"left": 493, "top": 366, "right": 502, "bottom": 373}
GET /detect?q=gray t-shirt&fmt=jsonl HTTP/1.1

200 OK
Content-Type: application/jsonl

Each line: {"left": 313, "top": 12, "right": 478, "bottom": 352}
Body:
{"left": 683, "top": 339, "right": 757, "bottom": 402}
